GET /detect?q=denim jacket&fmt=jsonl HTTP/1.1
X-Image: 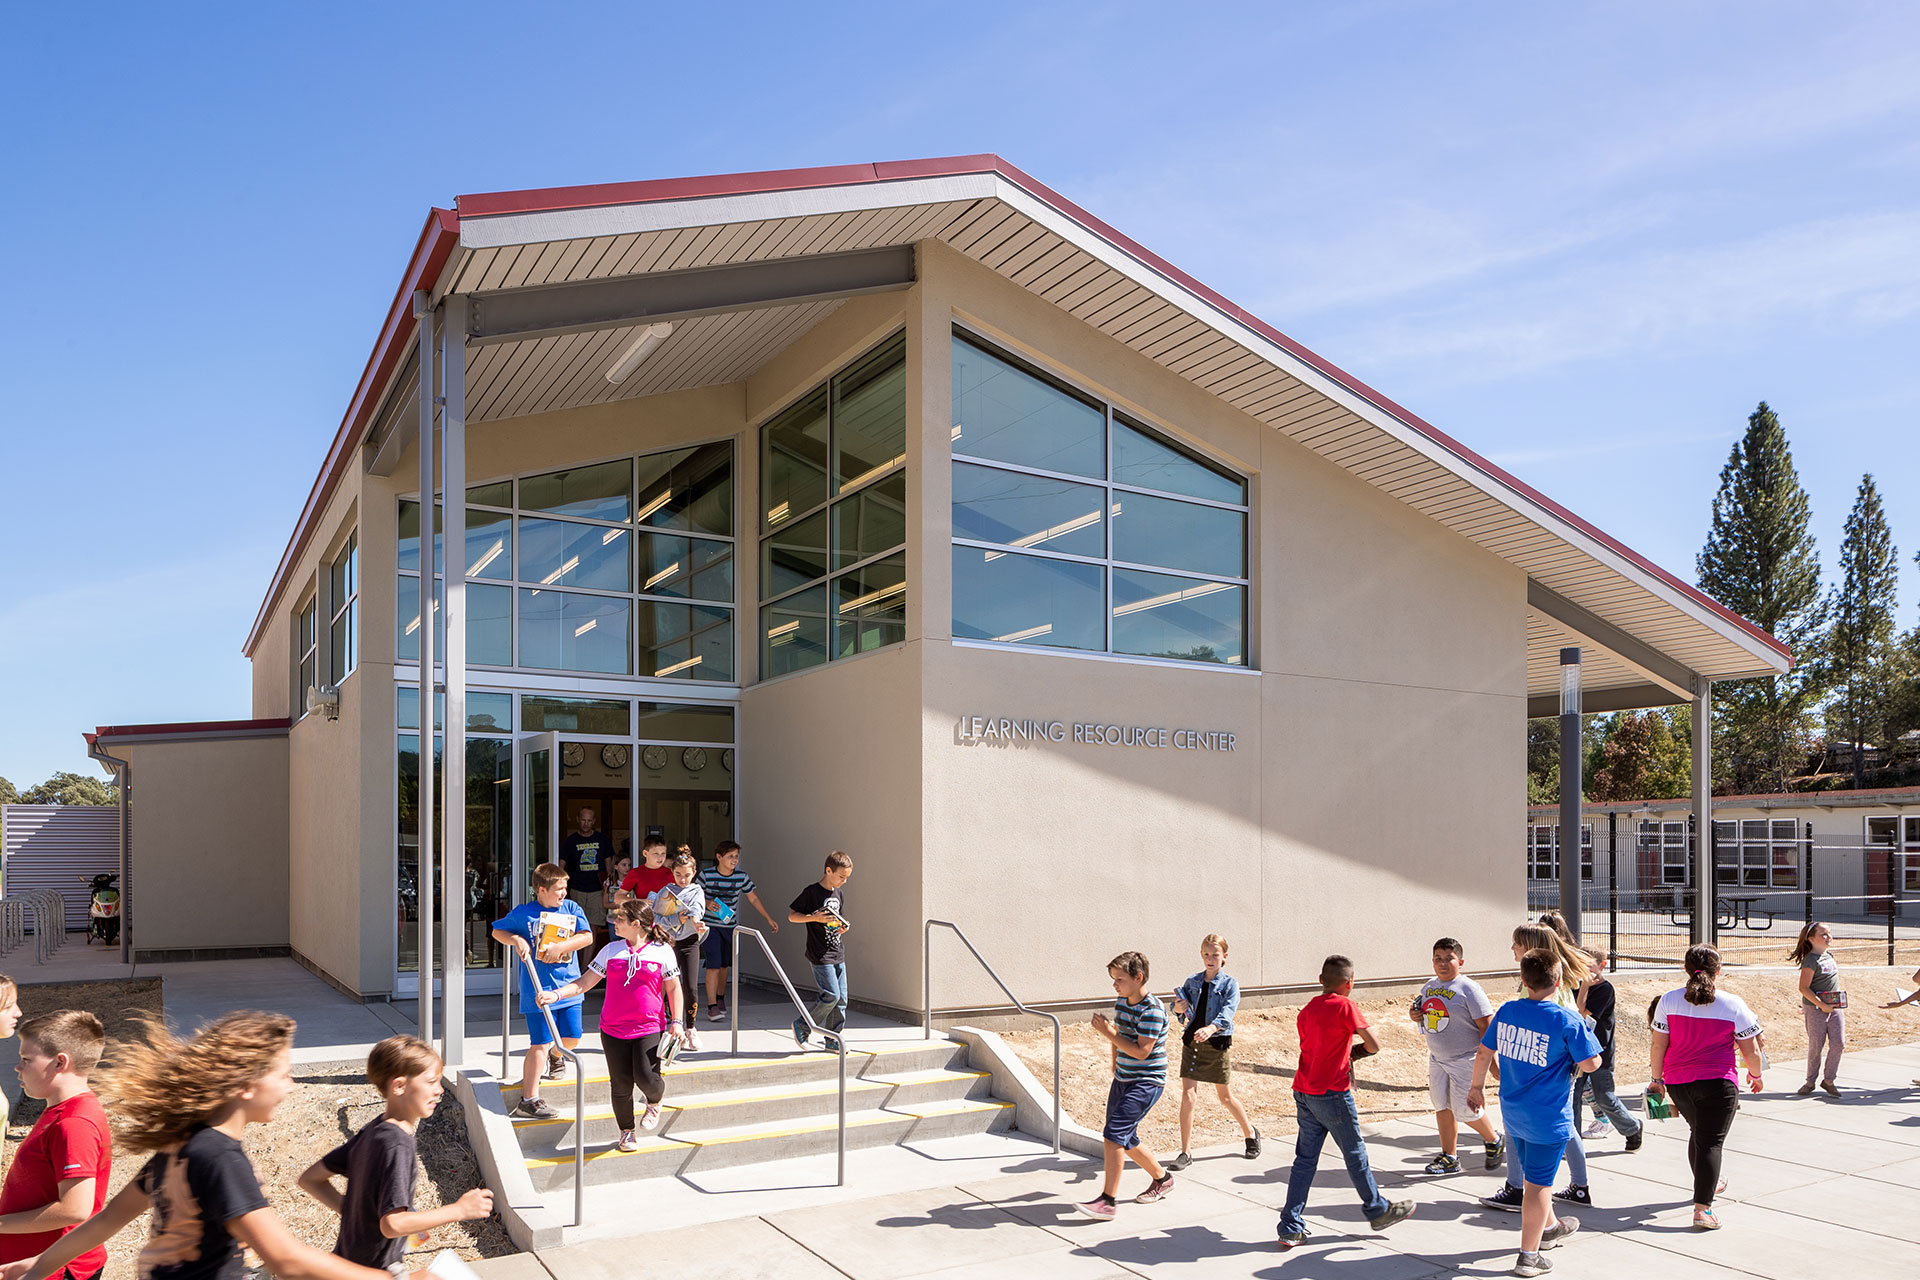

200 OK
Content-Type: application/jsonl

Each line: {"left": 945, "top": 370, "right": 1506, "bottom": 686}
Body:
{"left": 1175, "top": 969, "right": 1239, "bottom": 1038}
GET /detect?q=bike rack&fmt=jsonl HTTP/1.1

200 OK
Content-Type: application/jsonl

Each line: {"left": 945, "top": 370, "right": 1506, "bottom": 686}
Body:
{"left": 499, "top": 950, "right": 586, "bottom": 1227}
{"left": 923, "top": 920, "right": 1061, "bottom": 1154}
{"left": 729, "top": 926, "right": 848, "bottom": 1186}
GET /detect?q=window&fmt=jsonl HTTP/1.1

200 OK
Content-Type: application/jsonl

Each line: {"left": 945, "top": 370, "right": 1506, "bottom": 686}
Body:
{"left": 1867, "top": 815, "right": 1920, "bottom": 892}
{"left": 329, "top": 533, "right": 358, "bottom": 682}
{"left": 950, "top": 332, "right": 1249, "bottom": 666}
{"left": 1526, "top": 823, "right": 1592, "bottom": 881}
{"left": 296, "top": 597, "right": 318, "bottom": 715}
{"left": 760, "top": 334, "right": 907, "bottom": 677}
{"left": 397, "top": 440, "right": 736, "bottom": 682}
{"left": 1640, "top": 820, "right": 1691, "bottom": 887}
{"left": 1713, "top": 818, "right": 1801, "bottom": 888}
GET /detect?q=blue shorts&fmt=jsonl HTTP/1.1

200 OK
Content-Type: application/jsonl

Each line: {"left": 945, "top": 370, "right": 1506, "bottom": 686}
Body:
{"left": 1103, "top": 1078, "right": 1163, "bottom": 1149}
{"left": 1510, "top": 1133, "right": 1566, "bottom": 1188}
{"left": 528, "top": 1001, "right": 583, "bottom": 1046}
{"left": 702, "top": 925, "right": 735, "bottom": 970}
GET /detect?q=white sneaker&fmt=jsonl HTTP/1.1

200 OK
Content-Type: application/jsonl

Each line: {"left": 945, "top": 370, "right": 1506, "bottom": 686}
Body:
{"left": 641, "top": 1105, "right": 663, "bottom": 1132}
{"left": 1581, "top": 1118, "right": 1610, "bottom": 1140}
{"left": 686, "top": 1026, "right": 703, "bottom": 1052}
{"left": 616, "top": 1129, "right": 639, "bottom": 1152}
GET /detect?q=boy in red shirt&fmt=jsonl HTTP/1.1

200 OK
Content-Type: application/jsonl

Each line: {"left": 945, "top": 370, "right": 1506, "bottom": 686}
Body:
{"left": 0, "top": 1011, "right": 111, "bottom": 1280}
{"left": 1276, "top": 956, "right": 1413, "bottom": 1250}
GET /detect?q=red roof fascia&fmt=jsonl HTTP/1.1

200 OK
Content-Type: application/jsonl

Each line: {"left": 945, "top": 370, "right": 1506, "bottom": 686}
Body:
{"left": 243, "top": 207, "right": 460, "bottom": 656}
{"left": 92, "top": 718, "right": 293, "bottom": 741}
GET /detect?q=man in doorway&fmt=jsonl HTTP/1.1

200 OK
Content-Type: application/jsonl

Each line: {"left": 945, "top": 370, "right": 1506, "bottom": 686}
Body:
{"left": 560, "top": 805, "right": 607, "bottom": 944}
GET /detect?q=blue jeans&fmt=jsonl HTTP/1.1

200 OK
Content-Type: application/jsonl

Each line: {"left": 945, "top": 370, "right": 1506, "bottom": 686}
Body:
{"left": 1278, "top": 1090, "right": 1389, "bottom": 1235}
{"left": 1574, "top": 1066, "right": 1642, "bottom": 1137}
{"left": 795, "top": 962, "right": 847, "bottom": 1039}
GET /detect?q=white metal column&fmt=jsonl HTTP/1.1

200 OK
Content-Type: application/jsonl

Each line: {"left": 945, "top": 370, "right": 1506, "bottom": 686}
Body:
{"left": 1691, "top": 677, "right": 1713, "bottom": 947}
{"left": 414, "top": 290, "right": 437, "bottom": 1044}
{"left": 441, "top": 294, "right": 469, "bottom": 1064}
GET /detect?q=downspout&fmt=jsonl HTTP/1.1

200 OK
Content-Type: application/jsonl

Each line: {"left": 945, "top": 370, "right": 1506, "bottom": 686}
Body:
{"left": 85, "top": 735, "right": 131, "bottom": 965}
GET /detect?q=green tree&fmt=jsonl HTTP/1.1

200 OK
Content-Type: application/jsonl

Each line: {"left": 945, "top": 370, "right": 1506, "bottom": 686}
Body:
{"left": 1586, "top": 708, "right": 1694, "bottom": 801}
{"left": 1696, "top": 402, "right": 1826, "bottom": 794}
{"left": 0, "top": 778, "right": 18, "bottom": 806}
{"left": 20, "top": 772, "right": 115, "bottom": 806}
{"left": 1822, "top": 474, "right": 1900, "bottom": 788}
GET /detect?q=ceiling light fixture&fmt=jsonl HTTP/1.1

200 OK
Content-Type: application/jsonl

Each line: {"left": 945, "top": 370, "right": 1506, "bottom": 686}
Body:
{"left": 604, "top": 322, "right": 675, "bottom": 385}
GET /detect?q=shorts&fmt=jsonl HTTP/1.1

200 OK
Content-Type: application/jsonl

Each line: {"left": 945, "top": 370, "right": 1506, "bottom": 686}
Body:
{"left": 1179, "top": 1037, "right": 1232, "bottom": 1083}
{"left": 1509, "top": 1133, "right": 1566, "bottom": 1188}
{"left": 572, "top": 888, "right": 605, "bottom": 926}
{"left": 527, "top": 1001, "right": 583, "bottom": 1045}
{"left": 1103, "top": 1078, "right": 1163, "bottom": 1148}
{"left": 1427, "top": 1055, "right": 1483, "bottom": 1121}
{"left": 702, "top": 924, "right": 735, "bottom": 969}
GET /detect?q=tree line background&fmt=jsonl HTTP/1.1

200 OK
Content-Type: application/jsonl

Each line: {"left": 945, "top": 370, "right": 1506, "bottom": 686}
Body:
{"left": 1528, "top": 402, "right": 1920, "bottom": 805}
{"left": 0, "top": 772, "right": 115, "bottom": 807}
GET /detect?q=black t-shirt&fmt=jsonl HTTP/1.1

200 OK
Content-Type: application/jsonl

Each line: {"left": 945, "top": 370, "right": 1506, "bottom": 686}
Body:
{"left": 135, "top": 1127, "right": 269, "bottom": 1280}
{"left": 321, "top": 1118, "right": 418, "bottom": 1270}
{"left": 1586, "top": 979, "right": 1617, "bottom": 1072}
{"left": 789, "top": 881, "right": 846, "bottom": 965}
{"left": 560, "top": 831, "right": 606, "bottom": 880}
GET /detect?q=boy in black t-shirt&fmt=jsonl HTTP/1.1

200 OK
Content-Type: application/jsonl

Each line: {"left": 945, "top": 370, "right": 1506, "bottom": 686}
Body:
{"left": 1568, "top": 945, "right": 1643, "bottom": 1169}
{"left": 787, "top": 851, "right": 853, "bottom": 1048}
{"left": 299, "top": 1036, "right": 492, "bottom": 1270}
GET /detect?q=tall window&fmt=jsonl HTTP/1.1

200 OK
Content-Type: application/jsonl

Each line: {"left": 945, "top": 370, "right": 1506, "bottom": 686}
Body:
{"left": 329, "top": 533, "right": 358, "bottom": 681}
{"left": 759, "top": 334, "right": 907, "bottom": 678}
{"left": 296, "top": 597, "right": 318, "bottom": 714}
{"left": 1714, "top": 818, "right": 1801, "bottom": 888}
{"left": 1640, "top": 819, "right": 1691, "bottom": 887}
{"left": 398, "top": 441, "right": 736, "bottom": 682}
{"left": 1867, "top": 815, "right": 1920, "bottom": 892}
{"left": 1527, "top": 823, "right": 1592, "bottom": 881}
{"left": 949, "top": 331, "right": 1249, "bottom": 666}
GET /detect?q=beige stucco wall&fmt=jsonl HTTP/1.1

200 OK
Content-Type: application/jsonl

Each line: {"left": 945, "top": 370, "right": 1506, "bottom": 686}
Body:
{"left": 118, "top": 736, "right": 290, "bottom": 954}
{"left": 251, "top": 594, "right": 294, "bottom": 721}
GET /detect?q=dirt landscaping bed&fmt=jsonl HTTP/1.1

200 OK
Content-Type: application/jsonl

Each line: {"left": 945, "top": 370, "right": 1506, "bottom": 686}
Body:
{"left": 5, "top": 980, "right": 513, "bottom": 1280}
{"left": 1003, "top": 965, "right": 1920, "bottom": 1155}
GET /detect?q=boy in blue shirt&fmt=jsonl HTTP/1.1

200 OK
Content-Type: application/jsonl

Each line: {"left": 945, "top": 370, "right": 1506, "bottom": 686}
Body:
{"left": 1469, "top": 949, "right": 1602, "bottom": 1278}
{"left": 490, "top": 862, "right": 592, "bottom": 1119}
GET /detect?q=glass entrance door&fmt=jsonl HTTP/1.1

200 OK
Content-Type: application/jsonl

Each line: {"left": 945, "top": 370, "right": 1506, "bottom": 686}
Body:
{"left": 515, "top": 732, "right": 560, "bottom": 901}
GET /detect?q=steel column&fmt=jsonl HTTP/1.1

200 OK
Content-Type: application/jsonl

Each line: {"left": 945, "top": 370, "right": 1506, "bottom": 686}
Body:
{"left": 1690, "top": 678, "right": 1713, "bottom": 948}
{"left": 414, "top": 290, "right": 437, "bottom": 1044}
{"left": 1607, "top": 811, "right": 1618, "bottom": 965}
{"left": 1559, "top": 647, "right": 1584, "bottom": 941}
{"left": 440, "top": 294, "right": 469, "bottom": 1065}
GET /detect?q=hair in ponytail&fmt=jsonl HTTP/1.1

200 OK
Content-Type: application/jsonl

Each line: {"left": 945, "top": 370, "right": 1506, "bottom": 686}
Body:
{"left": 1683, "top": 944, "right": 1720, "bottom": 1005}
{"left": 1537, "top": 911, "right": 1575, "bottom": 945}
{"left": 609, "top": 899, "right": 672, "bottom": 947}
{"left": 1513, "top": 923, "right": 1590, "bottom": 987}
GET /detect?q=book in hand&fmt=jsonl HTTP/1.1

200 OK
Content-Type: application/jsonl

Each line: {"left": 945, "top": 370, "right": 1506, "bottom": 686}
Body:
{"left": 659, "top": 1030, "right": 682, "bottom": 1066}
{"left": 1896, "top": 987, "right": 1915, "bottom": 1004}
{"left": 705, "top": 897, "right": 737, "bottom": 925}
{"left": 823, "top": 906, "right": 850, "bottom": 932}
{"left": 536, "top": 911, "right": 577, "bottom": 951}
{"left": 425, "top": 1251, "right": 483, "bottom": 1280}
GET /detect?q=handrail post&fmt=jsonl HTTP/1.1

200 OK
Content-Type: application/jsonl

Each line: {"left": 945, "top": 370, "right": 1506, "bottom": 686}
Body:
{"left": 923, "top": 920, "right": 1061, "bottom": 1155}
{"left": 513, "top": 950, "right": 583, "bottom": 1227}
{"left": 726, "top": 926, "right": 847, "bottom": 1186}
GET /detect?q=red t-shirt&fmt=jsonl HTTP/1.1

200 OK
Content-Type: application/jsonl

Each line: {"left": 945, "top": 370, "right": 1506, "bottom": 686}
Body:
{"left": 0, "top": 1091, "right": 112, "bottom": 1273}
{"left": 620, "top": 865, "right": 674, "bottom": 899}
{"left": 1295, "top": 992, "right": 1367, "bottom": 1095}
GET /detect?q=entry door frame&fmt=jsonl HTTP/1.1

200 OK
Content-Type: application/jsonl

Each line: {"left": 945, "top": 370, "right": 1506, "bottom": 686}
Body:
{"left": 514, "top": 731, "right": 562, "bottom": 907}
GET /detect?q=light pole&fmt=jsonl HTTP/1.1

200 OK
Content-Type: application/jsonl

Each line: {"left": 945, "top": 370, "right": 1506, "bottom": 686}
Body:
{"left": 1559, "top": 647, "right": 1583, "bottom": 942}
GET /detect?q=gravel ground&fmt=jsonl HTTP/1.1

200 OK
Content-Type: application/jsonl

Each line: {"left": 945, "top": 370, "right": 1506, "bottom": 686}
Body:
{"left": 4, "top": 980, "right": 514, "bottom": 1280}
{"left": 1005, "top": 965, "right": 1920, "bottom": 1155}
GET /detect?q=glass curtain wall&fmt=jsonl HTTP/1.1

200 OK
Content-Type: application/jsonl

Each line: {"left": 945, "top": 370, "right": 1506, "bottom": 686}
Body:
{"left": 949, "top": 331, "right": 1250, "bottom": 666}
{"left": 760, "top": 334, "right": 908, "bottom": 677}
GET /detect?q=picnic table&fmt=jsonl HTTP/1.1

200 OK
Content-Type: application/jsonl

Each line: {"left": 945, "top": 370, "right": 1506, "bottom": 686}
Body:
{"left": 1668, "top": 895, "right": 1778, "bottom": 932}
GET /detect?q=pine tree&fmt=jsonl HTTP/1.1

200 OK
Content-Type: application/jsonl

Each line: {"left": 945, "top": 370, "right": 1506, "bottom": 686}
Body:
{"left": 1696, "top": 402, "right": 1826, "bottom": 793}
{"left": 1823, "top": 475, "right": 1900, "bottom": 788}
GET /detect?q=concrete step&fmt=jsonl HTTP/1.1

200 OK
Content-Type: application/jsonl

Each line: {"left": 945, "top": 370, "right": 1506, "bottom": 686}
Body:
{"left": 521, "top": 1096, "right": 1016, "bottom": 1189}
{"left": 512, "top": 1067, "right": 994, "bottom": 1151}
{"left": 501, "top": 1038, "right": 973, "bottom": 1108}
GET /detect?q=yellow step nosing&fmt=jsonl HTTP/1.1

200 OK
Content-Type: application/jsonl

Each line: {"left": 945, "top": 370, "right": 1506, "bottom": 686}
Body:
{"left": 521, "top": 1099, "right": 1013, "bottom": 1168}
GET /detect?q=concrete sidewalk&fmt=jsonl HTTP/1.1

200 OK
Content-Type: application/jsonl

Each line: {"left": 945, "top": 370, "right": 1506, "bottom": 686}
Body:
{"left": 469, "top": 1041, "right": 1920, "bottom": 1280}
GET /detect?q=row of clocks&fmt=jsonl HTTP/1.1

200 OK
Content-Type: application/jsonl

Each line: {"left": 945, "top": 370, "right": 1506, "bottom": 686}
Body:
{"left": 559, "top": 742, "right": 733, "bottom": 773}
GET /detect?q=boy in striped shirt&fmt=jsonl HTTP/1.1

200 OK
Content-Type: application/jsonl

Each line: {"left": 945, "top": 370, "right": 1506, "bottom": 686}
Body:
{"left": 698, "top": 841, "right": 780, "bottom": 1023}
{"left": 1076, "top": 951, "right": 1173, "bottom": 1220}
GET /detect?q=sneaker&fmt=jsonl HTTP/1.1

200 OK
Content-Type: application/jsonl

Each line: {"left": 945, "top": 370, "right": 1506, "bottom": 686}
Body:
{"left": 707, "top": 1002, "right": 725, "bottom": 1024}
{"left": 792, "top": 1018, "right": 810, "bottom": 1048}
{"left": 1693, "top": 1207, "right": 1721, "bottom": 1230}
{"left": 544, "top": 1051, "right": 566, "bottom": 1080}
{"left": 1245, "top": 1127, "right": 1262, "bottom": 1160}
{"left": 1073, "top": 1195, "right": 1117, "bottom": 1221}
{"left": 1134, "top": 1173, "right": 1174, "bottom": 1204}
{"left": 1624, "top": 1130, "right": 1643, "bottom": 1153}
{"left": 1512, "top": 1250, "right": 1553, "bottom": 1276}
{"left": 1164, "top": 1152, "right": 1194, "bottom": 1172}
{"left": 686, "top": 1026, "right": 703, "bottom": 1053}
{"left": 640, "top": 1104, "right": 663, "bottom": 1132}
{"left": 1581, "top": 1117, "right": 1610, "bottom": 1140}
{"left": 1485, "top": 1135, "right": 1506, "bottom": 1170}
{"left": 616, "top": 1129, "right": 639, "bottom": 1152}
{"left": 1482, "top": 1183, "right": 1525, "bottom": 1212}
{"left": 513, "top": 1096, "right": 558, "bottom": 1120}
{"left": 1424, "top": 1153, "right": 1462, "bottom": 1175}
{"left": 1821, "top": 1080, "right": 1841, "bottom": 1097}
{"left": 1369, "top": 1201, "right": 1414, "bottom": 1232}
{"left": 1797, "top": 1080, "right": 1815, "bottom": 1096}
{"left": 1540, "top": 1216, "right": 1579, "bottom": 1249}
{"left": 1552, "top": 1184, "right": 1592, "bottom": 1207}
{"left": 1276, "top": 1228, "right": 1313, "bottom": 1251}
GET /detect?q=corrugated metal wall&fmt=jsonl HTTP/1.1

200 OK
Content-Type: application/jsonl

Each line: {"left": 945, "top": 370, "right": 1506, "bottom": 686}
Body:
{"left": 0, "top": 805, "right": 119, "bottom": 932}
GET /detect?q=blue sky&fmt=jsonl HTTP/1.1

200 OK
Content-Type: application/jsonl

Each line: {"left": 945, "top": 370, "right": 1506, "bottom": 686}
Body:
{"left": 2, "top": 2, "right": 1916, "bottom": 787}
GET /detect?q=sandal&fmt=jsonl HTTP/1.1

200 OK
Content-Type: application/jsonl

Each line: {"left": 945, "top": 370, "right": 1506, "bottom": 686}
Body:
{"left": 1693, "top": 1208, "right": 1721, "bottom": 1230}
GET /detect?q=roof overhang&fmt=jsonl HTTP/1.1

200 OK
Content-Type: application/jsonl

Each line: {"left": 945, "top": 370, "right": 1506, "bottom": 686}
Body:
{"left": 243, "top": 155, "right": 1792, "bottom": 710}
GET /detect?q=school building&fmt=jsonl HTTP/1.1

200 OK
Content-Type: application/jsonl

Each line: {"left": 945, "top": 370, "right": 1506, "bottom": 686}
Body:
{"left": 80, "top": 156, "right": 1791, "bottom": 1044}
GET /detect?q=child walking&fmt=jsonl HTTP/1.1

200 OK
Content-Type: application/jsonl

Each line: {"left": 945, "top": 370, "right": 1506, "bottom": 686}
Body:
{"left": 9, "top": 1011, "right": 437, "bottom": 1280}
{"left": 1788, "top": 922, "right": 1845, "bottom": 1095}
{"left": 1410, "top": 937, "right": 1503, "bottom": 1174}
{"left": 699, "top": 841, "right": 780, "bottom": 1024}
{"left": 0, "top": 1012, "right": 111, "bottom": 1280}
{"left": 1074, "top": 951, "right": 1173, "bottom": 1220}
{"left": 1276, "top": 956, "right": 1414, "bottom": 1250}
{"left": 1570, "top": 946, "right": 1642, "bottom": 1156}
{"left": 647, "top": 851, "right": 708, "bottom": 1052}
{"left": 1649, "top": 945, "right": 1764, "bottom": 1230}
{"left": 1484, "top": 923, "right": 1595, "bottom": 1212}
{"left": 540, "top": 901, "right": 688, "bottom": 1150}
{"left": 1165, "top": 934, "right": 1259, "bottom": 1169}
{"left": 788, "top": 852, "right": 853, "bottom": 1047}
{"left": 298, "top": 1036, "right": 493, "bottom": 1269}
{"left": 1469, "top": 949, "right": 1602, "bottom": 1278}
{"left": 490, "top": 863, "right": 593, "bottom": 1118}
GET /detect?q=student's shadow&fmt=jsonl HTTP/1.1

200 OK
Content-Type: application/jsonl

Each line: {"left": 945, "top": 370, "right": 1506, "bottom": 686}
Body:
{"left": 1235, "top": 1061, "right": 1426, "bottom": 1094}
{"left": 1082, "top": 1224, "right": 1279, "bottom": 1267}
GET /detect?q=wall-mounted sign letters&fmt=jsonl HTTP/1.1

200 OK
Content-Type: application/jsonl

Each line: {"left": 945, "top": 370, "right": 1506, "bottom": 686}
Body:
{"left": 956, "top": 714, "right": 1236, "bottom": 752}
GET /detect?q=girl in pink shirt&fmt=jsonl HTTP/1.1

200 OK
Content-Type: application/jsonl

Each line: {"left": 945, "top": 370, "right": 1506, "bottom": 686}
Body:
{"left": 540, "top": 901, "right": 685, "bottom": 1151}
{"left": 1647, "top": 945, "right": 1764, "bottom": 1231}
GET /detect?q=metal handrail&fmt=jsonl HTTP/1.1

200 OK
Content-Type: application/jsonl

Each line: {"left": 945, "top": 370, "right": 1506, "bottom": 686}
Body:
{"left": 505, "top": 948, "right": 585, "bottom": 1227}
{"left": 729, "top": 926, "right": 847, "bottom": 1186}
{"left": 923, "top": 920, "right": 1061, "bottom": 1154}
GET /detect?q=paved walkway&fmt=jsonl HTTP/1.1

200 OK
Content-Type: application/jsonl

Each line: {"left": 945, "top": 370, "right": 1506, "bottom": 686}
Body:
{"left": 469, "top": 1041, "right": 1920, "bottom": 1280}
